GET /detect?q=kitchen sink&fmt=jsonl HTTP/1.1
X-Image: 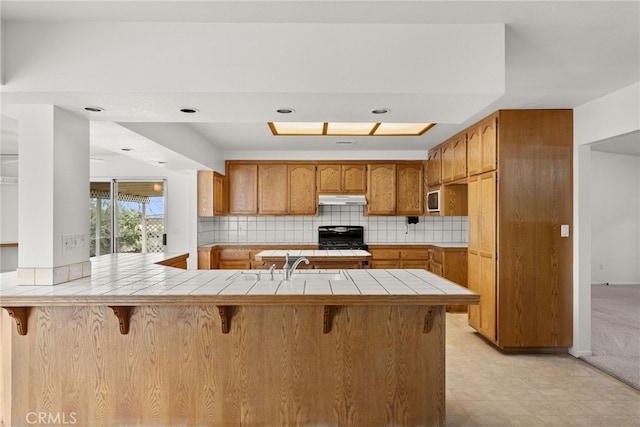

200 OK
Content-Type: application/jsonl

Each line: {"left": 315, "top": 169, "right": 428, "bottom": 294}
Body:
{"left": 232, "top": 270, "right": 350, "bottom": 282}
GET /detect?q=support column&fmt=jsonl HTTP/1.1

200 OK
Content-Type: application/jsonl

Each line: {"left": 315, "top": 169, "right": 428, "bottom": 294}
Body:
{"left": 17, "top": 106, "right": 90, "bottom": 285}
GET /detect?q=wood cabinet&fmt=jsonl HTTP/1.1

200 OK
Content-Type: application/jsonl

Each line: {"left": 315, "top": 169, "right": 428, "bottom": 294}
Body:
{"left": 218, "top": 247, "right": 252, "bottom": 270}
{"left": 396, "top": 163, "right": 424, "bottom": 216}
{"left": 441, "top": 131, "right": 467, "bottom": 183}
{"left": 228, "top": 163, "right": 258, "bottom": 215}
{"left": 368, "top": 246, "right": 429, "bottom": 270}
{"left": 467, "top": 172, "right": 496, "bottom": 338}
{"left": 197, "top": 171, "right": 226, "bottom": 216}
{"left": 197, "top": 246, "right": 219, "bottom": 269}
{"left": 467, "top": 110, "right": 573, "bottom": 351}
{"left": 227, "top": 162, "right": 316, "bottom": 216}
{"left": 467, "top": 114, "right": 498, "bottom": 176}
{"left": 224, "top": 160, "right": 424, "bottom": 217}
{"left": 368, "top": 248, "right": 401, "bottom": 269}
{"left": 317, "top": 163, "right": 367, "bottom": 194}
{"left": 366, "top": 163, "right": 397, "bottom": 215}
{"left": 258, "top": 164, "right": 288, "bottom": 214}
{"left": 427, "top": 246, "right": 468, "bottom": 312}
{"left": 288, "top": 164, "right": 317, "bottom": 215}
{"left": 426, "top": 147, "right": 442, "bottom": 186}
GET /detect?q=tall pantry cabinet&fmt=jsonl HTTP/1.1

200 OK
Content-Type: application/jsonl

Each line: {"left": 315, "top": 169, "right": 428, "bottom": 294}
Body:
{"left": 467, "top": 110, "right": 573, "bottom": 351}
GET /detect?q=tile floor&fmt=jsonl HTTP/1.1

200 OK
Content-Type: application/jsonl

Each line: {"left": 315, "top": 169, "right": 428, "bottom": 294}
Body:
{"left": 446, "top": 313, "right": 640, "bottom": 426}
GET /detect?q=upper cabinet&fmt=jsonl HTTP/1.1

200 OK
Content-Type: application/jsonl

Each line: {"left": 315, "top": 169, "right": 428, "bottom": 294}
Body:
{"left": 397, "top": 163, "right": 424, "bottom": 216}
{"left": 441, "top": 131, "right": 467, "bottom": 183}
{"left": 317, "top": 163, "right": 367, "bottom": 194}
{"left": 226, "top": 161, "right": 317, "bottom": 216}
{"left": 426, "top": 147, "right": 442, "bottom": 187}
{"left": 224, "top": 160, "right": 424, "bottom": 216}
{"left": 467, "top": 114, "right": 497, "bottom": 176}
{"left": 366, "top": 163, "right": 397, "bottom": 215}
{"left": 288, "top": 164, "right": 317, "bottom": 215}
{"left": 228, "top": 163, "right": 258, "bottom": 215}
{"left": 197, "top": 170, "right": 227, "bottom": 216}
{"left": 258, "top": 164, "right": 288, "bottom": 214}
{"left": 367, "top": 162, "right": 424, "bottom": 216}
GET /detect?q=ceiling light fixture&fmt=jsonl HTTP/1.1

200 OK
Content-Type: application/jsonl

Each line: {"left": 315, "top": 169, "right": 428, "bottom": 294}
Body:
{"left": 371, "top": 108, "right": 390, "bottom": 114}
{"left": 84, "top": 106, "right": 104, "bottom": 112}
{"left": 180, "top": 108, "right": 198, "bottom": 114}
{"left": 268, "top": 122, "right": 435, "bottom": 136}
{"left": 276, "top": 108, "right": 294, "bottom": 114}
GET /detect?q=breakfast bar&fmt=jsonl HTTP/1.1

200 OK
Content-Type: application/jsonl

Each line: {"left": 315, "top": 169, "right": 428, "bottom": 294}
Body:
{"left": 0, "top": 253, "right": 478, "bottom": 426}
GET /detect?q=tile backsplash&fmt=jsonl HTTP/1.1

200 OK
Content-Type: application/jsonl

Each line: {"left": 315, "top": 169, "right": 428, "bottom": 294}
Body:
{"left": 198, "top": 206, "right": 467, "bottom": 245}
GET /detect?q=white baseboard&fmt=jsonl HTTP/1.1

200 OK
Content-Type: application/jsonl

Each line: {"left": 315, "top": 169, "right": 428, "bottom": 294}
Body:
{"left": 569, "top": 348, "right": 592, "bottom": 358}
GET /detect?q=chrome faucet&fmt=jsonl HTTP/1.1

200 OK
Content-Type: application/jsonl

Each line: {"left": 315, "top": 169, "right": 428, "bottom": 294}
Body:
{"left": 268, "top": 264, "right": 277, "bottom": 281}
{"left": 283, "top": 252, "right": 310, "bottom": 281}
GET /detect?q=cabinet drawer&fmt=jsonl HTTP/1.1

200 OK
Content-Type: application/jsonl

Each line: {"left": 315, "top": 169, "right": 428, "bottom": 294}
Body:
{"left": 218, "top": 248, "right": 251, "bottom": 260}
{"left": 401, "top": 260, "right": 429, "bottom": 270}
{"left": 370, "top": 260, "right": 401, "bottom": 269}
{"left": 219, "top": 260, "right": 251, "bottom": 270}
{"left": 370, "top": 249, "right": 401, "bottom": 260}
{"left": 401, "top": 249, "right": 428, "bottom": 260}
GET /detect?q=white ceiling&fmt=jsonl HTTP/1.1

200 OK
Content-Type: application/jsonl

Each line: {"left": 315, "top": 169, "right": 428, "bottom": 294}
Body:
{"left": 1, "top": 0, "right": 639, "bottom": 168}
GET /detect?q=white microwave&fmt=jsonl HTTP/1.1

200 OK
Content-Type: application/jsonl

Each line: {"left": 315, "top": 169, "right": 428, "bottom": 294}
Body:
{"left": 426, "top": 190, "right": 441, "bottom": 213}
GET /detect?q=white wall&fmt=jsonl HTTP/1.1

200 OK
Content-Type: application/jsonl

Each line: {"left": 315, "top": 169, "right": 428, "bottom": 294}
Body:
{"left": 572, "top": 81, "right": 640, "bottom": 357}
{"left": 590, "top": 151, "right": 640, "bottom": 284}
{"left": 91, "top": 155, "right": 198, "bottom": 269}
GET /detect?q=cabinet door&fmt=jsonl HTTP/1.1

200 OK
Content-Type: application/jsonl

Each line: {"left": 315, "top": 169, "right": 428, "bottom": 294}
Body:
{"left": 288, "top": 164, "right": 317, "bottom": 215}
{"left": 467, "top": 176, "right": 481, "bottom": 330}
{"left": 467, "top": 127, "right": 482, "bottom": 176}
{"left": 258, "top": 164, "right": 288, "bottom": 214}
{"left": 426, "top": 147, "right": 442, "bottom": 186}
{"left": 197, "top": 170, "right": 214, "bottom": 216}
{"left": 367, "top": 164, "right": 397, "bottom": 215}
{"left": 441, "top": 141, "right": 454, "bottom": 183}
{"left": 213, "top": 172, "right": 227, "bottom": 215}
{"left": 452, "top": 135, "right": 467, "bottom": 180}
{"left": 397, "top": 163, "right": 424, "bottom": 216}
{"left": 317, "top": 164, "right": 342, "bottom": 193}
{"left": 478, "top": 172, "right": 497, "bottom": 340}
{"left": 480, "top": 116, "right": 497, "bottom": 173}
{"left": 342, "top": 164, "right": 367, "bottom": 193}
{"left": 467, "top": 172, "right": 497, "bottom": 341}
{"left": 228, "top": 163, "right": 258, "bottom": 215}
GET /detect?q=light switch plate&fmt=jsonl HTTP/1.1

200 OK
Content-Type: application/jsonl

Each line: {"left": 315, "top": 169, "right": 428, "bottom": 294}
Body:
{"left": 561, "top": 224, "right": 570, "bottom": 237}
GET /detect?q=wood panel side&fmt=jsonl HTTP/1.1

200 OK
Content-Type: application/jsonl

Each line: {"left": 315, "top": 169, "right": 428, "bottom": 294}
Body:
{"left": 9, "top": 305, "right": 446, "bottom": 426}
{"left": 497, "top": 110, "right": 573, "bottom": 348}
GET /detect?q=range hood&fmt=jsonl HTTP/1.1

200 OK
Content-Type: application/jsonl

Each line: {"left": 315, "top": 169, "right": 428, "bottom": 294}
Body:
{"left": 318, "top": 194, "right": 367, "bottom": 205}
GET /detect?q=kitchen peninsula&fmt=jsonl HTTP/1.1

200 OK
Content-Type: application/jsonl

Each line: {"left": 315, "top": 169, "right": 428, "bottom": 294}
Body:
{"left": 0, "top": 253, "right": 478, "bottom": 426}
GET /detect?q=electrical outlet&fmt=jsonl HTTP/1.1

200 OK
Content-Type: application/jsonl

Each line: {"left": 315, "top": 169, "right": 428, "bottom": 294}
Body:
{"left": 560, "top": 224, "right": 570, "bottom": 237}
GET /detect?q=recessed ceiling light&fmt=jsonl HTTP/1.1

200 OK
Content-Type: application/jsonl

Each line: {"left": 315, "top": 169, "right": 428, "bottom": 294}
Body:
{"left": 371, "top": 108, "right": 390, "bottom": 114}
{"left": 121, "top": 148, "right": 133, "bottom": 152}
{"left": 157, "top": 161, "right": 167, "bottom": 165}
{"left": 84, "top": 106, "right": 104, "bottom": 112}
{"left": 180, "top": 108, "right": 198, "bottom": 114}
{"left": 276, "top": 108, "right": 294, "bottom": 114}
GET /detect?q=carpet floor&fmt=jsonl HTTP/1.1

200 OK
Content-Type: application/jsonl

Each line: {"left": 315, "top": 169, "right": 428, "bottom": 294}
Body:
{"left": 582, "top": 284, "right": 640, "bottom": 390}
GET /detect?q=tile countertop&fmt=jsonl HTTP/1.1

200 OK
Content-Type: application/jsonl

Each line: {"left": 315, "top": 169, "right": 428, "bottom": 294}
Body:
{"left": 0, "top": 253, "right": 478, "bottom": 307}
{"left": 200, "top": 242, "right": 469, "bottom": 248}
{"left": 255, "top": 249, "right": 371, "bottom": 259}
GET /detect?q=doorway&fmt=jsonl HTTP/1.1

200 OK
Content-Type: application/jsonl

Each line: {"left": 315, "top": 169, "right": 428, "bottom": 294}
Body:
{"left": 90, "top": 180, "right": 166, "bottom": 256}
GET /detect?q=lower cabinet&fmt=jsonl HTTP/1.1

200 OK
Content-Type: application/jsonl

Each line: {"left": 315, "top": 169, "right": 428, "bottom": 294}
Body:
{"left": 428, "top": 247, "right": 468, "bottom": 312}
